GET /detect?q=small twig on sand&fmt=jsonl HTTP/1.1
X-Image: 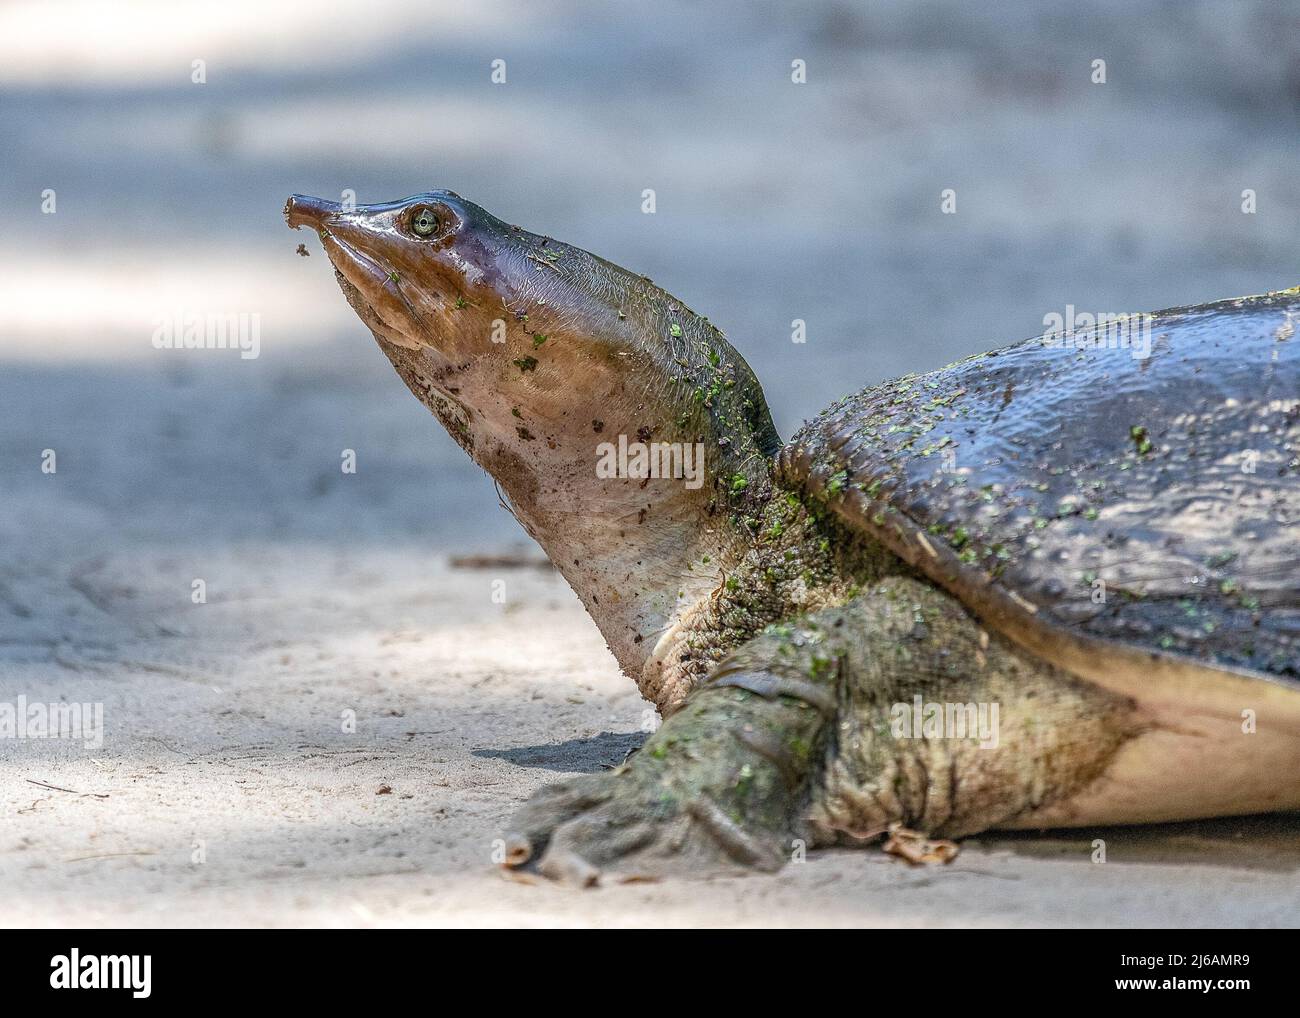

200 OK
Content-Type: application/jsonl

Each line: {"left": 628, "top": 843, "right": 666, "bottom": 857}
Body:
{"left": 25, "top": 779, "right": 109, "bottom": 799}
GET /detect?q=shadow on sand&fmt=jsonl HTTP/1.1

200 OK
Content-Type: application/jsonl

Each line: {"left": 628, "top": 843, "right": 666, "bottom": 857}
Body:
{"left": 473, "top": 731, "right": 646, "bottom": 773}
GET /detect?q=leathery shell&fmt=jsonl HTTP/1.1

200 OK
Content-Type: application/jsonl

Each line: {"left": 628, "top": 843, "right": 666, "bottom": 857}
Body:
{"left": 782, "top": 289, "right": 1300, "bottom": 697}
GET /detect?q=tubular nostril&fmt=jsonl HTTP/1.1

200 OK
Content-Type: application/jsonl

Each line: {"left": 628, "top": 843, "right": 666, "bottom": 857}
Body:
{"left": 285, "top": 193, "right": 342, "bottom": 231}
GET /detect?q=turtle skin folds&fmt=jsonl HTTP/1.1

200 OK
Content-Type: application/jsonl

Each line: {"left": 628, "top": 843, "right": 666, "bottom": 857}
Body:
{"left": 501, "top": 579, "right": 1134, "bottom": 883}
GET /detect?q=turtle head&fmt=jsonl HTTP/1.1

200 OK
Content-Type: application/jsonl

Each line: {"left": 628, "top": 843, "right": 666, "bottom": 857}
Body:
{"left": 285, "top": 190, "right": 776, "bottom": 455}
{"left": 286, "top": 190, "right": 781, "bottom": 693}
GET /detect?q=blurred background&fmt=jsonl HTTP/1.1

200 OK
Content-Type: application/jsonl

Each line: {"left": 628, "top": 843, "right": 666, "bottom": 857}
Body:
{"left": 2, "top": 0, "right": 1298, "bottom": 555}
{"left": 2, "top": 0, "right": 1299, "bottom": 927}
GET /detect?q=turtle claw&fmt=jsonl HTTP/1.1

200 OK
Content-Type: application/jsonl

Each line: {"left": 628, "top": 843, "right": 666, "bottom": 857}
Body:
{"left": 501, "top": 832, "right": 533, "bottom": 867}
{"left": 500, "top": 775, "right": 615, "bottom": 869}
{"left": 534, "top": 809, "right": 662, "bottom": 885}
{"left": 537, "top": 847, "right": 602, "bottom": 888}
{"left": 505, "top": 774, "right": 777, "bottom": 886}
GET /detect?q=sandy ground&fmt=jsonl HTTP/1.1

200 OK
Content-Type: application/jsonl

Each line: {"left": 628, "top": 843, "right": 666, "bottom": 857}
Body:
{"left": 2, "top": 1, "right": 1299, "bottom": 926}
{"left": 3, "top": 542, "right": 1299, "bottom": 928}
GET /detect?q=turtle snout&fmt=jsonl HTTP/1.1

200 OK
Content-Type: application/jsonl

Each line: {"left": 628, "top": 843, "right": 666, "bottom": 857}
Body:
{"left": 284, "top": 194, "right": 341, "bottom": 230}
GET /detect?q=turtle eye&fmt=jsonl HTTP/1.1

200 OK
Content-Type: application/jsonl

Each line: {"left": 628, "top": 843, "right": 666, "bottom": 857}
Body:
{"left": 411, "top": 206, "right": 440, "bottom": 237}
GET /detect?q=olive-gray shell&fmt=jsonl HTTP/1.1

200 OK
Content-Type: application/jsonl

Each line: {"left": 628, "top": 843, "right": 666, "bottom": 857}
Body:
{"left": 783, "top": 289, "right": 1300, "bottom": 688}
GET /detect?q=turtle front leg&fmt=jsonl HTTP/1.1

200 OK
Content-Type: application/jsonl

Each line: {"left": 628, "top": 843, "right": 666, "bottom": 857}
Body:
{"left": 502, "top": 616, "right": 845, "bottom": 884}
{"left": 503, "top": 576, "right": 1139, "bottom": 883}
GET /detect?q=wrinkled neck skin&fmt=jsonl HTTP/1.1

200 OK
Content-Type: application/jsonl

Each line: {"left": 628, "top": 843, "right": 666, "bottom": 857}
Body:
{"left": 356, "top": 252, "right": 782, "bottom": 712}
